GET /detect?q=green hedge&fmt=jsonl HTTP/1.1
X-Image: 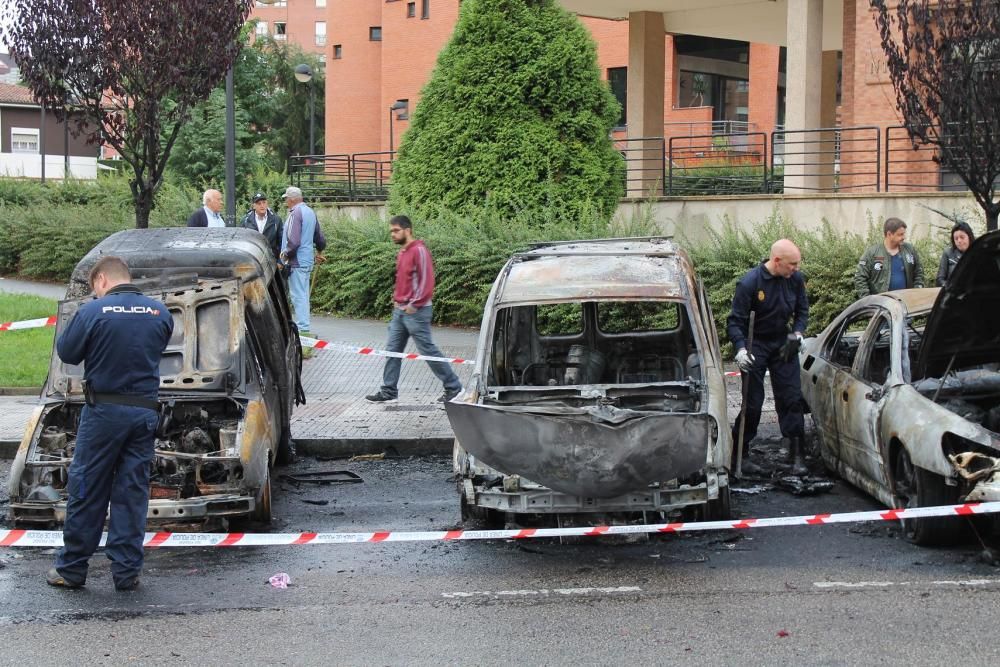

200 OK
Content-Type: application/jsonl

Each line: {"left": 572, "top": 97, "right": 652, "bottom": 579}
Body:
{"left": 684, "top": 210, "right": 943, "bottom": 355}
{"left": 311, "top": 206, "right": 658, "bottom": 326}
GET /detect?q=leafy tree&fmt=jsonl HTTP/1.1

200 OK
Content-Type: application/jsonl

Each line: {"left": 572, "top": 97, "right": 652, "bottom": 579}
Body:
{"left": 167, "top": 31, "right": 326, "bottom": 190}
{"left": 3, "top": 0, "right": 253, "bottom": 228}
{"left": 389, "top": 0, "right": 624, "bottom": 223}
{"left": 872, "top": 0, "right": 1000, "bottom": 231}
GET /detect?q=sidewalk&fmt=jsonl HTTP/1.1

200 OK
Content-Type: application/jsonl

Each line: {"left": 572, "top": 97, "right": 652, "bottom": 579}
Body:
{"left": 0, "top": 277, "right": 478, "bottom": 458}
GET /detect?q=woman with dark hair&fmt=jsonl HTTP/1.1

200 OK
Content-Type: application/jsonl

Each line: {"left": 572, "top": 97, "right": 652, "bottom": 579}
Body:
{"left": 936, "top": 222, "right": 975, "bottom": 287}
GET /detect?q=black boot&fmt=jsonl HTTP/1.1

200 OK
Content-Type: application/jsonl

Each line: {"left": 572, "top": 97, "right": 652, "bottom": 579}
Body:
{"left": 732, "top": 443, "right": 766, "bottom": 477}
{"left": 788, "top": 436, "right": 808, "bottom": 476}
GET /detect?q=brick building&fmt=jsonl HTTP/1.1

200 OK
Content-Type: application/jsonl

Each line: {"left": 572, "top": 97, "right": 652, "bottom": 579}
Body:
{"left": 265, "top": 0, "right": 938, "bottom": 194}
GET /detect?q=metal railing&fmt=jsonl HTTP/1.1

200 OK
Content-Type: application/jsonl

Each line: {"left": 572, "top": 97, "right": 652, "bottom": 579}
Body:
{"left": 290, "top": 125, "right": 978, "bottom": 202}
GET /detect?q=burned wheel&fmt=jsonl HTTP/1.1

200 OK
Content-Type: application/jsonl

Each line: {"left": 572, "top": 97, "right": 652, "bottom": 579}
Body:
{"left": 251, "top": 474, "right": 273, "bottom": 524}
{"left": 708, "top": 482, "right": 732, "bottom": 520}
{"left": 892, "top": 447, "right": 962, "bottom": 546}
{"left": 275, "top": 426, "right": 296, "bottom": 465}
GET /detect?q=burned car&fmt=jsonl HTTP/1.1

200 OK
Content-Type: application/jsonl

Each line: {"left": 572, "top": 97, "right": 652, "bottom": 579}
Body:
{"left": 445, "top": 237, "right": 731, "bottom": 524}
{"left": 9, "top": 228, "right": 304, "bottom": 526}
{"left": 800, "top": 231, "right": 1000, "bottom": 545}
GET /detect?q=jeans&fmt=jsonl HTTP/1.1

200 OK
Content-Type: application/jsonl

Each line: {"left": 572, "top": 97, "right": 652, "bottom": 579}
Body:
{"left": 56, "top": 403, "right": 158, "bottom": 587}
{"left": 379, "top": 304, "right": 462, "bottom": 397}
{"left": 288, "top": 267, "right": 312, "bottom": 332}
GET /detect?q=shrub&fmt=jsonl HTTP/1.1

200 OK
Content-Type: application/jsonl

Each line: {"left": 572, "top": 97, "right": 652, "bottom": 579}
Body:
{"left": 388, "top": 0, "right": 624, "bottom": 224}
{"left": 311, "top": 205, "right": 658, "bottom": 327}
{"left": 684, "top": 210, "right": 941, "bottom": 356}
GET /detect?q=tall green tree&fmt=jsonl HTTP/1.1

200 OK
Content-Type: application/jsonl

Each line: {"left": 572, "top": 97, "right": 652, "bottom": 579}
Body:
{"left": 167, "top": 30, "right": 325, "bottom": 192}
{"left": 4, "top": 0, "right": 253, "bottom": 228}
{"left": 389, "top": 0, "right": 624, "bottom": 223}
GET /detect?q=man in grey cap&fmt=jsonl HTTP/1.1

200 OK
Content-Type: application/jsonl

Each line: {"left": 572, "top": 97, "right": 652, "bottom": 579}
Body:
{"left": 241, "top": 192, "right": 283, "bottom": 261}
{"left": 280, "top": 186, "right": 326, "bottom": 339}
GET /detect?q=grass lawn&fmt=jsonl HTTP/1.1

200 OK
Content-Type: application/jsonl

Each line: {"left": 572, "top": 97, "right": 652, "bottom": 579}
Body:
{"left": 0, "top": 292, "right": 57, "bottom": 387}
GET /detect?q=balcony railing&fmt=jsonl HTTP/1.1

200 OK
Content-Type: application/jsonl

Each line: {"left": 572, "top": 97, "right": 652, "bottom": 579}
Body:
{"left": 289, "top": 125, "right": 970, "bottom": 202}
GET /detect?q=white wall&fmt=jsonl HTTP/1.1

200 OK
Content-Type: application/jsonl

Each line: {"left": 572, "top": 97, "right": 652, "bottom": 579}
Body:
{"left": 0, "top": 152, "right": 98, "bottom": 180}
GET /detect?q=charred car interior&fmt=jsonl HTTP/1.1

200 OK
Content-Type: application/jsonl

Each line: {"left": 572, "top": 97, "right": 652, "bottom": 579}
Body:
{"left": 446, "top": 238, "right": 731, "bottom": 526}
{"left": 9, "top": 228, "right": 304, "bottom": 528}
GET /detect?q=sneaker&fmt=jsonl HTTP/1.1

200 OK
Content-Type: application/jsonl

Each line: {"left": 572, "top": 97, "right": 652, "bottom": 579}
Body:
{"left": 365, "top": 391, "right": 397, "bottom": 403}
{"left": 437, "top": 388, "right": 461, "bottom": 403}
{"left": 46, "top": 568, "right": 84, "bottom": 589}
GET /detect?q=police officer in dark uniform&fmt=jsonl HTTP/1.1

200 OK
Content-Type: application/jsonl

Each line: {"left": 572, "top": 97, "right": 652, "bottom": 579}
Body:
{"left": 727, "top": 239, "right": 809, "bottom": 477}
{"left": 47, "top": 256, "right": 173, "bottom": 591}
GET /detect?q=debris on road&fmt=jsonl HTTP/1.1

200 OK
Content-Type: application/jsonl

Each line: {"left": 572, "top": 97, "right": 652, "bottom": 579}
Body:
{"left": 280, "top": 470, "right": 364, "bottom": 485}
{"left": 348, "top": 453, "right": 386, "bottom": 462}
{"left": 775, "top": 475, "right": 835, "bottom": 496}
{"left": 269, "top": 573, "right": 291, "bottom": 589}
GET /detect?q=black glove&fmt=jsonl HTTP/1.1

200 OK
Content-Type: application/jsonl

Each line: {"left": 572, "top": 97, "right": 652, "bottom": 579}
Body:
{"left": 778, "top": 333, "right": 803, "bottom": 364}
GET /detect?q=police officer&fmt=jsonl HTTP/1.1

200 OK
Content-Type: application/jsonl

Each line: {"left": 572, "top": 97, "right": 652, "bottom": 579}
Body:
{"left": 727, "top": 239, "right": 809, "bottom": 477}
{"left": 47, "top": 256, "right": 173, "bottom": 591}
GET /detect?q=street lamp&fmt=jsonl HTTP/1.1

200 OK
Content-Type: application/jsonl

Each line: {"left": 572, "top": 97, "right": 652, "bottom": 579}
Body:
{"left": 388, "top": 100, "right": 408, "bottom": 153}
{"left": 294, "top": 63, "right": 315, "bottom": 156}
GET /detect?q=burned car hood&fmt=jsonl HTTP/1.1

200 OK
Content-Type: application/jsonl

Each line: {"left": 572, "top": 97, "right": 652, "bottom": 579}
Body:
{"left": 46, "top": 278, "right": 243, "bottom": 398}
{"left": 916, "top": 230, "right": 1000, "bottom": 379}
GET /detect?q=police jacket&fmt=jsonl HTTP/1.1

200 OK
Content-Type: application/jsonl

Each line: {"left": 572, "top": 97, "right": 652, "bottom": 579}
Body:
{"left": 727, "top": 261, "right": 809, "bottom": 351}
{"left": 56, "top": 284, "right": 173, "bottom": 400}
{"left": 241, "top": 208, "right": 284, "bottom": 260}
{"left": 854, "top": 242, "right": 924, "bottom": 298}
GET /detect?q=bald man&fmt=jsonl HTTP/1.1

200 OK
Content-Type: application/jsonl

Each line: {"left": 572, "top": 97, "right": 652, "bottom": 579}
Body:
{"left": 726, "top": 239, "right": 809, "bottom": 477}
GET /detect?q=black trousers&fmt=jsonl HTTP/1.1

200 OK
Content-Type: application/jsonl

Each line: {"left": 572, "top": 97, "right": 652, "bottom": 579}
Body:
{"left": 731, "top": 334, "right": 805, "bottom": 449}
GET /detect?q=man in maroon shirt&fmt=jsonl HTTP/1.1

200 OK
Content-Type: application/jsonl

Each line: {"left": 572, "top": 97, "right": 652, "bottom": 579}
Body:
{"left": 366, "top": 216, "right": 462, "bottom": 403}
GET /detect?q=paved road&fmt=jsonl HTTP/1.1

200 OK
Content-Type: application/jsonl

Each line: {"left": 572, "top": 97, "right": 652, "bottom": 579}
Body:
{"left": 1, "top": 443, "right": 999, "bottom": 664}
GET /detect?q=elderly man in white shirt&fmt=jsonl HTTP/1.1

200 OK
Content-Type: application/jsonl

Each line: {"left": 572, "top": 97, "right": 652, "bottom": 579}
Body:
{"left": 186, "top": 189, "right": 226, "bottom": 228}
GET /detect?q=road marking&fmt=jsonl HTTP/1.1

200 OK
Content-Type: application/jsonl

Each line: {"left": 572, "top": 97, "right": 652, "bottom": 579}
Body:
{"left": 442, "top": 586, "right": 642, "bottom": 599}
{"left": 814, "top": 579, "right": 1000, "bottom": 589}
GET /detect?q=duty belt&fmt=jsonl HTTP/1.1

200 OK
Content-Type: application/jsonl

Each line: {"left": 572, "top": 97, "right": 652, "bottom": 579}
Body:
{"left": 83, "top": 383, "right": 159, "bottom": 411}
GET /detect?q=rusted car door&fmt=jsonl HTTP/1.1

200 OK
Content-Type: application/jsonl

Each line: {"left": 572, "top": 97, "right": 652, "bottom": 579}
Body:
{"left": 835, "top": 311, "right": 893, "bottom": 489}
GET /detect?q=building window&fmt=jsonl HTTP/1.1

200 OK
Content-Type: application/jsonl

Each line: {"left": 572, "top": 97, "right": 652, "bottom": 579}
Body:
{"left": 274, "top": 22, "right": 287, "bottom": 41}
{"left": 607, "top": 67, "right": 627, "bottom": 128}
{"left": 255, "top": 21, "right": 268, "bottom": 37}
{"left": 315, "top": 21, "right": 326, "bottom": 47}
{"left": 11, "top": 128, "right": 39, "bottom": 153}
{"left": 421, "top": 0, "right": 429, "bottom": 19}
{"left": 407, "top": 2, "right": 415, "bottom": 17}
{"left": 316, "top": 0, "right": 326, "bottom": 6}
{"left": 369, "top": 26, "right": 382, "bottom": 41}
{"left": 318, "top": 54, "right": 327, "bottom": 69}
{"left": 333, "top": 44, "right": 343, "bottom": 59}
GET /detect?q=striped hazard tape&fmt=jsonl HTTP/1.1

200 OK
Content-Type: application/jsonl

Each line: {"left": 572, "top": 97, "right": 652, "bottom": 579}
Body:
{"left": 1, "top": 501, "right": 997, "bottom": 548}
{"left": 0, "top": 314, "right": 474, "bottom": 366}
{"left": 300, "top": 336, "right": 474, "bottom": 365}
{"left": 0, "top": 316, "right": 56, "bottom": 332}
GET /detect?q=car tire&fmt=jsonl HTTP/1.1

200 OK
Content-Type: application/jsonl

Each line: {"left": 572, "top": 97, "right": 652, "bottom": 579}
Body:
{"left": 893, "top": 447, "right": 963, "bottom": 546}
{"left": 275, "top": 426, "right": 296, "bottom": 465}
{"left": 708, "top": 478, "right": 732, "bottom": 520}
{"left": 251, "top": 474, "right": 273, "bottom": 524}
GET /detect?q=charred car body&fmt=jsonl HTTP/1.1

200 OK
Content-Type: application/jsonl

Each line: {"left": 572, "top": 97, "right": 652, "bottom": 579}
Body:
{"left": 445, "top": 238, "right": 731, "bottom": 524}
{"left": 9, "top": 228, "right": 304, "bottom": 526}
{"left": 800, "top": 231, "right": 1000, "bottom": 545}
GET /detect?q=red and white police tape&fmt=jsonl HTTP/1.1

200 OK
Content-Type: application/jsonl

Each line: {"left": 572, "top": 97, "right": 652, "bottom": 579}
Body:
{"left": 0, "top": 316, "right": 56, "bottom": 332}
{"left": 1, "top": 501, "right": 997, "bottom": 548}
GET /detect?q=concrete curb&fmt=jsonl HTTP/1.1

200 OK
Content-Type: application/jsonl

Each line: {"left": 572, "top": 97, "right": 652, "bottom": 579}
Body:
{"left": 0, "top": 388, "right": 41, "bottom": 396}
{"left": 0, "top": 440, "right": 19, "bottom": 458}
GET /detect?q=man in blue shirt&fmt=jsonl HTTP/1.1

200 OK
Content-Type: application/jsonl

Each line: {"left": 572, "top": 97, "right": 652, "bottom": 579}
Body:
{"left": 280, "top": 186, "right": 326, "bottom": 337}
{"left": 47, "top": 256, "right": 173, "bottom": 592}
{"left": 727, "top": 239, "right": 810, "bottom": 477}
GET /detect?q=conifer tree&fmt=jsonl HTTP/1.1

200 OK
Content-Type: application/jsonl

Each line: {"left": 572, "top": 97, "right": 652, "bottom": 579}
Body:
{"left": 389, "top": 0, "right": 624, "bottom": 223}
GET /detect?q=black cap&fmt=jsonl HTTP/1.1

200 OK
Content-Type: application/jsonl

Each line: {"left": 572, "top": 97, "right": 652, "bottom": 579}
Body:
{"left": 252, "top": 192, "right": 267, "bottom": 203}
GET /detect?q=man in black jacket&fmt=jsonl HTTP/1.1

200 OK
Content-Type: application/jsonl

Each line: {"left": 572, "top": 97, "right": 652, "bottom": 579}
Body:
{"left": 186, "top": 189, "right": 226, "bottom": 228}
{"left": 240, "top": 192, "right": 283, "bottom": 261}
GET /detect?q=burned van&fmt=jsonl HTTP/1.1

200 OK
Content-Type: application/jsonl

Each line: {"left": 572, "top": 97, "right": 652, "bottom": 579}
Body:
{"left": 8, "top": 228, "right": 304, "bottom": 526}
{"left": 445, "top": 238, "right": 731, "bottom": 524}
